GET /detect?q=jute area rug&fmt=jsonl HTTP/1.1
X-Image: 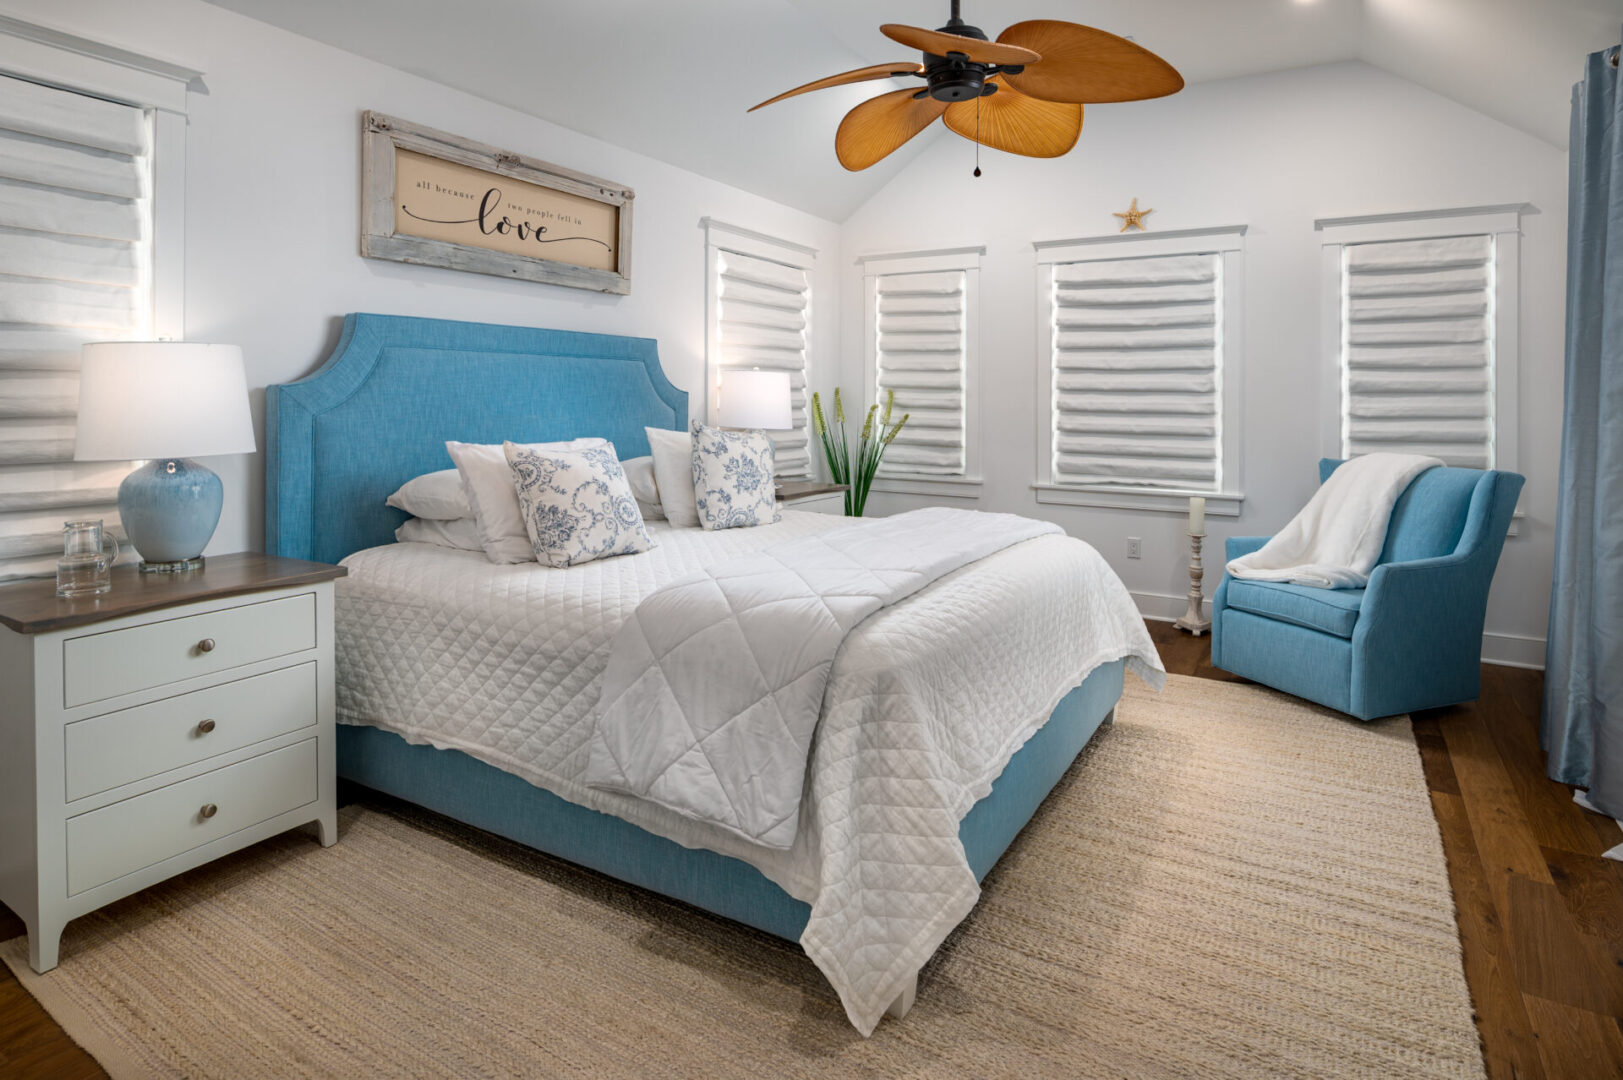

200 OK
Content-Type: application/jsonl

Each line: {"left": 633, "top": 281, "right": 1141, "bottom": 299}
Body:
{"left": 2, "top": 673, "right": 1483, "bottom": 1079}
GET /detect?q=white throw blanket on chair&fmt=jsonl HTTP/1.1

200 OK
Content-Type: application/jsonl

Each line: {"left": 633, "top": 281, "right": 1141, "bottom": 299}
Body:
{"left": 1226, "top": 452, "right": 1442, "bottom": 589}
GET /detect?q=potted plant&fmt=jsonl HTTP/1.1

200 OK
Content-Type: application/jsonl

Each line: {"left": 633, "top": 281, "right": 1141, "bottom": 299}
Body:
{"left": 811, "top": 388, "right": 909, "bottom": 517}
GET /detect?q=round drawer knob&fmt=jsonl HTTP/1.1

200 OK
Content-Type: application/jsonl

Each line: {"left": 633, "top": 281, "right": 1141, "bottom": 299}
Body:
{"left": 199, "top": 803, "right": 218, "bottom": 820}
{"left": 197, "top": 638, "right": 216, "bottom": 653}
{"left": 197, "top": 719, "right": 217, "bottom": 735}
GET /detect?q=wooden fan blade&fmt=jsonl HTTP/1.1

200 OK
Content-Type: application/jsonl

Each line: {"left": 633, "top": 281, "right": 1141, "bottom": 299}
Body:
{"left": 836, "top": 87, "right": 948, "bottom": 171}
{"left": 942, "top": 84, "right": 1082, "bottom": 158}
{"left": 749, "top": 62, "right": 926, "bottom": 112}
{"left": 997, "top": 20, "right": 1183, "bottom": 104}
{"left": 880, "top": 23, "right": 1040, "bottom": 66}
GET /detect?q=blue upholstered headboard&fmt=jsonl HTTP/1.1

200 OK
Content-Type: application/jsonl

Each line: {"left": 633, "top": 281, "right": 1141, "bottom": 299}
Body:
{"left": 265, "top": 313, "right": 688, "bottom": 565}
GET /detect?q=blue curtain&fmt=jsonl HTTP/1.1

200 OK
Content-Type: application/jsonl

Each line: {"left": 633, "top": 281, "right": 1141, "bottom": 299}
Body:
{"left": 1544, "top": 37, "right": 1623, "bottom": 818}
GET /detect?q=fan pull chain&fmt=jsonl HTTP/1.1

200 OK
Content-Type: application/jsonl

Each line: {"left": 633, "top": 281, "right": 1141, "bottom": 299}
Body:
{"left": 973, "top": 94, "right": 982, "bottom": 177}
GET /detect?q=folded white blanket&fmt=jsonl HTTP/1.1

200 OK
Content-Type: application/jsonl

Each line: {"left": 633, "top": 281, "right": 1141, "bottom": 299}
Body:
{"left": 1227, "top": 452, "right": 1441, "bottom": 588}
{"left": 585, "top": 507, "right": 1062, "bottom": 849}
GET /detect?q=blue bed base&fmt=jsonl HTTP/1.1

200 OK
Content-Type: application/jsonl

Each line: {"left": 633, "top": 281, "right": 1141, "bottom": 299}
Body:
{"left": 265, "top": 313, "right": 1125, "bottom": 944}
{"left": 338, "top": 661, "right": 1122, "bottom": 940}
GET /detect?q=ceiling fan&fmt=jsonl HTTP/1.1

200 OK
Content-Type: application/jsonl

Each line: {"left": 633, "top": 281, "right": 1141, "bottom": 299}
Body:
{"left": 749, "top": 1, "right": 1184, "bottom": 173}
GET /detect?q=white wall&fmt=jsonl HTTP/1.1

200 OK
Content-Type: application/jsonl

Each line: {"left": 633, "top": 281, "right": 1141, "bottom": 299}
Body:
{"left": 0, "top": 0, "right": 842, "bottom": 557}
{"left": 837, "top": 61, "right": 1566, "bottom": 667}
{"left": 2, "top": 7, "right": 1567, "bottom": 666}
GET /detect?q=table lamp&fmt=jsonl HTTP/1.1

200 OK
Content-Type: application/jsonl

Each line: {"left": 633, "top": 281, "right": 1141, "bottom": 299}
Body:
{"left": 718, "top": 368, "right": 792, "bottom": 430}
{"left": 74, "top": 342, "right": 256, "bottom": 573}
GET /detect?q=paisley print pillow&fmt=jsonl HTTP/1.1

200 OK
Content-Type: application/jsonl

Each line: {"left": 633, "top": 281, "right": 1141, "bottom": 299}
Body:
{"left": 503, "top": 442, "right": 655, "bottom": 568}
{"left": 690, "top": 421, "right": 780, "bottom": 531}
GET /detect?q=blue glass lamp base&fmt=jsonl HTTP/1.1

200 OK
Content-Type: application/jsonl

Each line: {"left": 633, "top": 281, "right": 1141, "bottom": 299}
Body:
{"left": 117, "top": 458, "right": 224, "bottom": 573}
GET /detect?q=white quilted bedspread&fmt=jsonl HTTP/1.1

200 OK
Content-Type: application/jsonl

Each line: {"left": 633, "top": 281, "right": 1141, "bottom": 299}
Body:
{"left": 337, "top": 511, "right": 1163, "bottom": 1034}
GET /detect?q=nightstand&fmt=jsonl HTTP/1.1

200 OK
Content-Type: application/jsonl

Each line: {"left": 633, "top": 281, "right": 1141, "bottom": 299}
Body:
{"left": 776, "top": 481, "right": 849, "bottom": 516}
{"left": 0, "top": 553, "right": 346, "bottom": 973}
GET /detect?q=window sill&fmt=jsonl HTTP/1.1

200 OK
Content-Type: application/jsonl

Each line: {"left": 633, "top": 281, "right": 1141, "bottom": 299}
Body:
{"left": 1031, "top": 483, "right": 1244, "bottom": 516}
{"left": 869, "top": 475, "right": 984, "bottom": 499}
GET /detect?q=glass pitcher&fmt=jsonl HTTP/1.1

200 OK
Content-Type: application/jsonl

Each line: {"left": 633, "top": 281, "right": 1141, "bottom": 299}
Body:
{"left": 57, "top": 519, "right": 119, "bottom": 598}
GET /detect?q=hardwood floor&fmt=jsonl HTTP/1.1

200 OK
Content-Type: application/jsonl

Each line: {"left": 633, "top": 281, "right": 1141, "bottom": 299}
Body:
{"left": 1, "top": 623, "right": 1619, "bottom": 1078}
{"left": 0, "top": 910, "right": 100, "bottom": 1079}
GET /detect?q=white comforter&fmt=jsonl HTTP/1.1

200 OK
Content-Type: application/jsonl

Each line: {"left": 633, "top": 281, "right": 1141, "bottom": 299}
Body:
{"left": 336, "top": 511, "right": 1162, "bottom": 1035}
{"left": 587, "top": 508, "right": 1063, "bottom": 849}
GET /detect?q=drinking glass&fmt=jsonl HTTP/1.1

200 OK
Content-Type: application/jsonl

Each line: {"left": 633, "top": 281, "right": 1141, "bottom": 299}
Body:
{"left": 57, "top": 519, "right": 119, "bottom": 598}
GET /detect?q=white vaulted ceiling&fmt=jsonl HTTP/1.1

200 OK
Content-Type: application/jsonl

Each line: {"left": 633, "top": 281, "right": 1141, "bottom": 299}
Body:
{"left": 205, "top": 0, "right": 1623, "bottom": 221}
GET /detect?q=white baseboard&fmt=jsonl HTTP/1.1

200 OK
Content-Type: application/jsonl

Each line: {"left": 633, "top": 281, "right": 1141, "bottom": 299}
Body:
{"left": 1133, "top": 590, "right": 1206, "bottom": 624}
{"left": 1479, "top": 632, "right": 1546, "bottom": 670}
{"left": 1130, "top": 590, "right": 1546, "bottom": 671}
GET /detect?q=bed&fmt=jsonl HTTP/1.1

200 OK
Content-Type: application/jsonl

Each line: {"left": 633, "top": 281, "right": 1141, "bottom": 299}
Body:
{"left": 265, "top": 312, "right": 1160, "bottom": 1034}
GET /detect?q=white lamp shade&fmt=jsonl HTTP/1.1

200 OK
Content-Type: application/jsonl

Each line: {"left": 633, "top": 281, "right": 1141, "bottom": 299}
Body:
{"left": 74, "top": 342, "right": 257, "bottom": 461}
{"left": 718, "top": 368, "right": 792, "bottom": 430}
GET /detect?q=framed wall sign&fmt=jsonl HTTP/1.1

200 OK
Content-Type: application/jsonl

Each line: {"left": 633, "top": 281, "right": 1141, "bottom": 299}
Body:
{"left": 361, "top": 111, "right": 634, "bottom": 295}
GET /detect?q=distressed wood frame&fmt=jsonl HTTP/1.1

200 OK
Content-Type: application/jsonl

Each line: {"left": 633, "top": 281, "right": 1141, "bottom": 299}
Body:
{"left": 361, "top": 110, "right": 634, "bottom": 295}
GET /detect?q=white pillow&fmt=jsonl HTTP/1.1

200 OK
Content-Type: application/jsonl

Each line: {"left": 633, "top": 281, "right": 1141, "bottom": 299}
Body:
{"left": 644, "top": 426, "right": 698, "bottom": 528}
{"left": 622, "top": 455, "right": 665, "bottom": 521}
{"left": 386, "top": 469, "right": 471, "bottom": 520}
{"left": 504, "top": 441, "right": 654, "bottom": 568}
{"left": 447, "top": 438, "right": 606, "bottom": 563}
{"left": 395, "top": 516, "right": 483, "bottom": 551}
{"left": 691, "top": 421, "right": 780, "bottom": 531}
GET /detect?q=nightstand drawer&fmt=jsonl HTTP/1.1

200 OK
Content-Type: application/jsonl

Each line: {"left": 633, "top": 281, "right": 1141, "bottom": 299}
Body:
{"left": 66, "top": 739, "right": 319, "bottom": 896}
{"left": 65, "top": 663, "right": 318, "bottom": 801}
{"left": 62, "top": 593, "right": 316, "bottom": 707}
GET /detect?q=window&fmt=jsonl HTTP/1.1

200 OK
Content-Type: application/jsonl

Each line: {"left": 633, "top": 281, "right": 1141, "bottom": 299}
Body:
{"left": 1034, "top": 226, "right": 1246, "bottom": 515}
{"left": 0, "top": 23, "right": 194, "bottom": 581}
{"left": 1317, "top": 206, "right": 1523, "bottom": 472}
{"left": 859, "top": 247, "right": 982, "bottom": 483}
{"left": 702, "top": 218, "right": 816, "bottom": 480}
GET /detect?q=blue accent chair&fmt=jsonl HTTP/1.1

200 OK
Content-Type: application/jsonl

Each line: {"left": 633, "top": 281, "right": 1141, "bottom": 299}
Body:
{"left": 1210, "top": 459, "right": 1525, "bottom": 720}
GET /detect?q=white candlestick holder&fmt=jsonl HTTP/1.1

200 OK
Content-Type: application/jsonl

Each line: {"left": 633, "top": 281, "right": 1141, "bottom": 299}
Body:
{"left": 1174, "top": 532, "right": 1212, "bottom": 636}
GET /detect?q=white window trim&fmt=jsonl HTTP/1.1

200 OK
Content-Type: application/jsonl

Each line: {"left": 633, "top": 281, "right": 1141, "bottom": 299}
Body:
{"left": 1032, "top": 224, "right": 1247, "bottom": 516}
{"left": 0, "top": 14, "right": 199, "bottom": 113}
{"left": 700, "top": 217, "right": 817, "bottom": 439}
{"left": 0, "top": 16, "right": 197, "bottom": 339}
{"left": 857, "top": 245, "right": 984, "bottom": 496}
{"left": 1315, "top": 204, "right": 1526, "bottom": 533}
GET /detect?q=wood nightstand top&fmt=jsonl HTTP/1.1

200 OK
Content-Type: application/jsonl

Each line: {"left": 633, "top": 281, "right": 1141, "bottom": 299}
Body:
{"left": 0, "top": 553, "right": 347, "bottom": 635}
{"left": 776, "top": 481, "right": 849, "bottom": 502}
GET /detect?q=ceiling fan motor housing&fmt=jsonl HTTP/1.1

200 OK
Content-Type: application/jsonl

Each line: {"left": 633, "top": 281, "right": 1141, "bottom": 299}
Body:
{"left": 923, "top": 21, "right": 1013, "bottom": 101}
{"left": 925, "top": 57, "right": 986, "bottom": 102}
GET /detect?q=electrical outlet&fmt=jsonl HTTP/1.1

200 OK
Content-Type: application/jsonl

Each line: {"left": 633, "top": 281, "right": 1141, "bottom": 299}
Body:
{"left": 1126, "top": 537, "right": 1142, "bottom": 560}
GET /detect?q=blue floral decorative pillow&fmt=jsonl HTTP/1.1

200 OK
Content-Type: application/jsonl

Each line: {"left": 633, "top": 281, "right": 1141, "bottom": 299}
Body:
{"left": 503, "top": 442, "right": 655, "bottom": 567}
{"left": 690, "top": 421, "right": 780, "bottom": 531}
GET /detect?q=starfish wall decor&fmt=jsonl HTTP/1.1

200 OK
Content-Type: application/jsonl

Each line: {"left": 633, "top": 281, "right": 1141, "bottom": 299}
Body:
{"left": 1114, "top": 197, "right": 1153, "bottom": 232}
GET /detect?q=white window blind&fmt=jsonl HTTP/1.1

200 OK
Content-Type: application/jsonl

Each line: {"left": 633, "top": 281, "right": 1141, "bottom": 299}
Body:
{"left": 0, "top": 72, "right": 152, "bottom": 580}
{"left": 712, "top": 246, "right": 811, "bottom": 478}
{"left": 1341, "top": 234, "right": 1494, "bottom": 468}
{"left": 1048, "top": 252, "right": 1222, "bottom": 490}
{"left": 875, "top": 269, "right": 966, "bottom": 475}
